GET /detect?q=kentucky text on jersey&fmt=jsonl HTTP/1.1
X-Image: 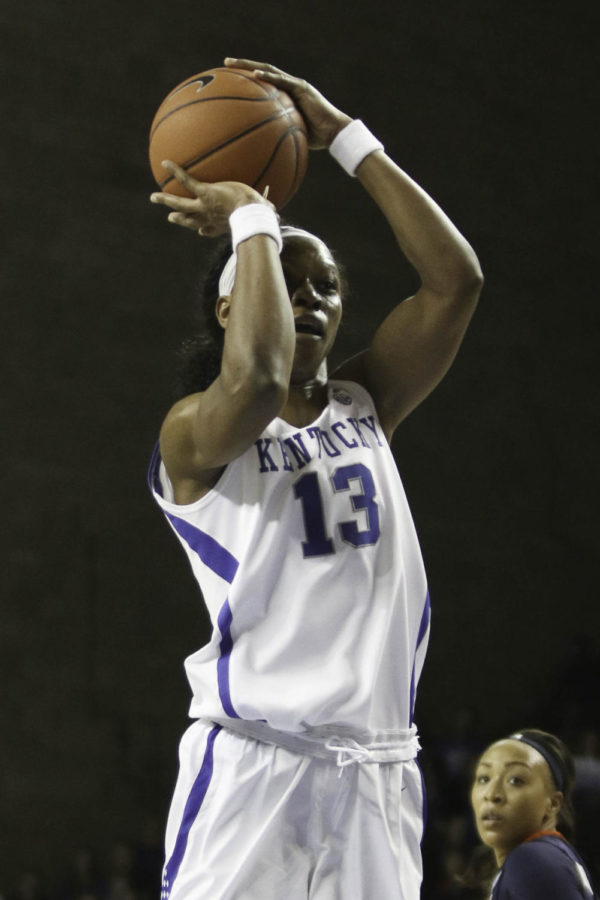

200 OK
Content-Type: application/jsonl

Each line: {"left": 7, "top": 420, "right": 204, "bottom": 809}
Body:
{"left": 254, "top": 415, "right": 383, "bottom": 473}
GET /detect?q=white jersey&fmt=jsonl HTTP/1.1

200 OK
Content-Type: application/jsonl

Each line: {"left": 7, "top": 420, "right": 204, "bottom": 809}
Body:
{"left": 148, "top": 380, "right": 430, "bottom": 747}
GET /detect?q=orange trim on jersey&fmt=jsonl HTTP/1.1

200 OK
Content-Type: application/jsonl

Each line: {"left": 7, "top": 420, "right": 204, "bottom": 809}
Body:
{"left": 524, "top": 829, "right": 565, "bottom": 844}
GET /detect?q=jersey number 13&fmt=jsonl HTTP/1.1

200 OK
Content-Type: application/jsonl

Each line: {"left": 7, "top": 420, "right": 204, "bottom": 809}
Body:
{"left": 293, "top": 463, "right": 380, "bottom": 557}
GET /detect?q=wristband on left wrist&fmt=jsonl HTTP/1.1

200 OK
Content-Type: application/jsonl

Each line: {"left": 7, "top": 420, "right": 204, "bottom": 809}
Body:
{"left": 329, "top": 120, "right": 384, "bottom": 177}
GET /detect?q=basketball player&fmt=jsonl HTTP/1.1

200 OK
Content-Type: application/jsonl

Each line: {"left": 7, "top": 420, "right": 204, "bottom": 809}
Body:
{"left": 470, "top": 729, "right": 597, "bottom": 898}
{"left": 148, "top": 57, "right": 483, "bottom": 899}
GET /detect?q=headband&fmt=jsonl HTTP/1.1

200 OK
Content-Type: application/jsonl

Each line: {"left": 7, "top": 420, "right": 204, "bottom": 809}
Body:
{"left": 510, "top": 732, "right": 565, "bottom": 791}
{"left": 217, "top": 225, "right": 321, "bottom": 297}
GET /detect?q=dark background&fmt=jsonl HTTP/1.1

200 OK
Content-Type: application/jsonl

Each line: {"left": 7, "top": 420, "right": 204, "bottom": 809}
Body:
{"left": 2, "top": 0, "right": 598, "bottom": 894}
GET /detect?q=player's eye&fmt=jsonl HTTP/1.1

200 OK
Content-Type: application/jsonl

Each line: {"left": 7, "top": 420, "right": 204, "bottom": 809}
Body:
{"left": 317, "top": 280, "right": 338, "bottom": 296}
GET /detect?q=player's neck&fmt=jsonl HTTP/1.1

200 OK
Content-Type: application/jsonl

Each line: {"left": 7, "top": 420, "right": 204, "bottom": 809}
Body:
{"left": 280, "top": 382, "right": 329, "bottom": 427}
{"left": 524, "top": 829, "right": 564, "bottom": 843}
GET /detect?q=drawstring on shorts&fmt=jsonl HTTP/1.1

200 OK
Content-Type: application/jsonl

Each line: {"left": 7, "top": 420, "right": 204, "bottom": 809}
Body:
{"left": 326, "top": 737, "right": 379, "bottom": 774}
{"left": 324, "top": 728, "right": 421, "bottom": 777}
{"left": 209, "top": 717, "right": 421, "bottom": 774}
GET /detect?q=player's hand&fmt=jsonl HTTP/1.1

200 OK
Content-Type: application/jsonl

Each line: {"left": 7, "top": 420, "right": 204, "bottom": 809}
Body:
{"left": 224, "top": 58, "right": 352, "bottom": 150}
{"left": 150, "top": 160, "right": 274, "bottom": 237}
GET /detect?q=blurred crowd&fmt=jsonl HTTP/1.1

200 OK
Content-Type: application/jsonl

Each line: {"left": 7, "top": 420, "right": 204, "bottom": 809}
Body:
{"left": 0, "top": 833, "right": 162, "bottom": 900}
{"left": 3, "top": 639, "right": 598, "bottom": 900}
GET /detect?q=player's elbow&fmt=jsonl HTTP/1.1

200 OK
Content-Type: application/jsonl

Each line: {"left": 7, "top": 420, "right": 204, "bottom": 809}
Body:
{"left": 448, "top": 254, "right": 484, "bottom": 309}
{"left": 467, "top": 257, "right": 484, "bottom": 295}
{"left": 456, "top": 243, "right": 484, "bottom": 289}
{"left": 253, "top": 369, "right": 290, "bottom": 414}
{"left": 226, "top": 359, "right": 290, "bottom": 418}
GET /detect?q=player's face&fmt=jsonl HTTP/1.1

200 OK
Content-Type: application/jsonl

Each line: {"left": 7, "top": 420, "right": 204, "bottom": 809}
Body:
{"left": 470, "top": 739, "right": 562, "bottom": 866}
{"left": 280, "top": 235, "right": 343, "bottom": 383}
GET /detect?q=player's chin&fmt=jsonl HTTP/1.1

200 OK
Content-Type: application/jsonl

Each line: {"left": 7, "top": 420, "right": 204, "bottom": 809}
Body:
{"left": 292, "top": 338, "right": 327, "bottom": 366}
{"left": 291, "top": 349, "right": 327, "bottom": 382}
{"left": 294, "top": 331, "right": 323, "bottom": 344}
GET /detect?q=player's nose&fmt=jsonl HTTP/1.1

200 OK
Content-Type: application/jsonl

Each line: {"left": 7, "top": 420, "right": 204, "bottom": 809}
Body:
{"left": 291, "top": 278, "right": 322, "bottom": 310}
{"left": 484, "top": 777, "right": 504, "bottom": 802}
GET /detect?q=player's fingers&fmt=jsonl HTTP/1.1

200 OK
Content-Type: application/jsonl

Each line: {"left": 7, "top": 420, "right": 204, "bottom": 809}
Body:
{"left": 254, "top": 69, "right": 303, "bottom": 91}
{"left": 248, "top": 66, "right": 310, "bottom": 102}
{"left": 224, "top": 57, "right": 285, "bottom": 76}
{"left": 224, "top": 57, "right": 304, "bottom": 90}
{"left": 151, "top": 174, "right": 229, "bottom": 210}
{"left": 150, "top": 191, "right": 181, "bottom": 209}
{"left": 150, "top": 191, "right": 205, "bottom": 211}
{"left": 167, "top": 211, "right": 202, "bottom": 230}
{"left": 160, "top": 159, "right": 205, "bottom": 195}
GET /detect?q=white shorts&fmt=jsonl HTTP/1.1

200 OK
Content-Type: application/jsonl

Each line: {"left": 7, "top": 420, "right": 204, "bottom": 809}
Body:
{"left": 161, "top": 720, "right": 426, "bottom": 900}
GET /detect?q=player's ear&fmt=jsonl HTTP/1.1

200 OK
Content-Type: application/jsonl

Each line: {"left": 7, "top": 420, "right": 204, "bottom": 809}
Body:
{"left": 216, "top": 295, "right": 231, "bottom": 329}
{"left": 543, "top": 790, "right": 563, "bottom": 826}
{"left": 550, "top": 790, "right": 563, "bottom": 814}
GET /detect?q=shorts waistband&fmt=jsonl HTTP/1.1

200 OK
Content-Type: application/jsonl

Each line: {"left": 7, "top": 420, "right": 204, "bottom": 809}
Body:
{"left": 208, "top": 718, "right": 421, "bottom": 766}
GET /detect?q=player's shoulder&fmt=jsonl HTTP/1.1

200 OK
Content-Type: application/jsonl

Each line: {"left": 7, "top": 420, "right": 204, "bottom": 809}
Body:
{"left": 506, "top": 834, "right": 562, "bottom": 865}
{"left": 500, "top": 837, "right": 593, "bottom": 897}
{"left": 329, "top": 378, "right": 376, "bottom": 411}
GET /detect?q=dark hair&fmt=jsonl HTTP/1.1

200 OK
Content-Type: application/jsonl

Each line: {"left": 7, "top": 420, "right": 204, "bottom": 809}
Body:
{"left": 173, "top": 225, "right": 348, "bottom": 400}
{"left": 174, "top": 235, "right": 232, "bottom": 399}
{"left": 459, "top": 728, "right": 577, "bottom": 896}
{"left": 506, "top": 728, "right": 576, "bottom": 839}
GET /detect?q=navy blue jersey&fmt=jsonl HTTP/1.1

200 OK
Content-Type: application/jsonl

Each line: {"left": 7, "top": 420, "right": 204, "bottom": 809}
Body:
{"left": 491, "top": 834, "right": 596, "bottom": 899}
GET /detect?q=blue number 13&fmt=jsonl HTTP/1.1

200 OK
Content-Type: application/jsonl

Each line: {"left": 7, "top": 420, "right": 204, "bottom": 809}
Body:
{"left": 293, "top": 463, "right": 380, "bottom": 558}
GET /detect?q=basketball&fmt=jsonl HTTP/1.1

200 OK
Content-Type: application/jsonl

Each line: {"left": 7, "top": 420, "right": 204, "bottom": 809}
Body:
{"left": 149, "top": 67, "right": 309, "bottom": 211}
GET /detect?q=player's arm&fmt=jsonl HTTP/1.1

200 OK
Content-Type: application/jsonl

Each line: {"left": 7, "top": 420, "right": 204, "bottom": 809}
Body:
{"left": 226, "top": 58, "right": 483, "bottom": 441}
{"left": 336, "top": 151, "right": 483, "bottom": 438}
{"left": 150, "top": 169, "right": 295, "bottom": 494}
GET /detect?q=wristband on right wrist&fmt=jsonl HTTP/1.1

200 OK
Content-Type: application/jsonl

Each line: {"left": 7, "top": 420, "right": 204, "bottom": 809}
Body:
{"left": 229, "top": 203, "right": 282, "bottom": 254}
{"left": 218, "top": 203, "right": 282, "bottom": 296}
{"left": 329, "top": 120, "right": 384, "bottom": 177}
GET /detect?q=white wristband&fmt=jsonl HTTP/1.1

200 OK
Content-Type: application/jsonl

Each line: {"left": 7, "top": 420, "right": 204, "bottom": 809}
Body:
{"left": 329, "top": 120, "right": 384, "bottom": 177}
{"left": 229, "top": 203, "right": 282, "bottom": 253}
{"left": 218, "top": 204, "right": 282, "bottom": 296}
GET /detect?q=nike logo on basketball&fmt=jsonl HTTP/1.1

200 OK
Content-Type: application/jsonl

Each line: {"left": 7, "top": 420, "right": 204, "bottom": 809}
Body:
{"left": 171, "top": 75, "right": 216, "bottom": 97}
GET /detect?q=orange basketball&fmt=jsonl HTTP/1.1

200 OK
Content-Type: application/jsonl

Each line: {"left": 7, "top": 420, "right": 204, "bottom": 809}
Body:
{"left": 149, "top": 67, "right": 309, "bottom": 211}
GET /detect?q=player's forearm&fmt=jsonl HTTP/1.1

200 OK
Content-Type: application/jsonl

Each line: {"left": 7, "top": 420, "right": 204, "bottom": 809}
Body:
{"left": 221, "top": 237, "right": 295, "bottom": 402}
{"left": 357, "top": 152, "right": 483, "bottom": 296}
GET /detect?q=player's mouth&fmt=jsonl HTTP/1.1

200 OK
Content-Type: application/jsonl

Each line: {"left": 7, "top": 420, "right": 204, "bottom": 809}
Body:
{"left": 295, "top": 316, "right": 325, "bottom": 338}
{"left": 480, "top": 810, "right": 503, "bottom": 826}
